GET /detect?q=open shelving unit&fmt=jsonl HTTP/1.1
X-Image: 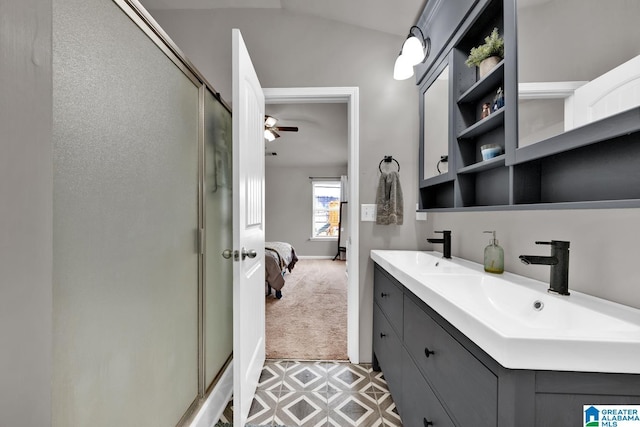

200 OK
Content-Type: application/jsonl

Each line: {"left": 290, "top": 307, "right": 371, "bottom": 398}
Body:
{"left": 416, "top": 0, "right": 640, "bottom": 211}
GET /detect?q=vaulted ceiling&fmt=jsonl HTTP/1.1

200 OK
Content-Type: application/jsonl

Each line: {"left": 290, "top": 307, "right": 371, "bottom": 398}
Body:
{"left": 138, "top": 0, "right": 428, "bottom": 36}
{"left": 139, "top": 0, "right": 427, "bottom": 167}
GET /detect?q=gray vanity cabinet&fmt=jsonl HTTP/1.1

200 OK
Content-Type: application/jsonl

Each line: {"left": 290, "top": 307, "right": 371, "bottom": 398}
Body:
{"left": 372, "top": 266, "right": 405, "bottom": 410}
{"left": 404, "top": 296, "right": 498, "bottom": 426}
{"left": 401, "top": 349, "right": 455, "bottom": 427}
{"left": 374, "top": 264, "right": 497, "bottom": 427}
{"left": 373, "top": 263, "right": 640, "bottom": 427}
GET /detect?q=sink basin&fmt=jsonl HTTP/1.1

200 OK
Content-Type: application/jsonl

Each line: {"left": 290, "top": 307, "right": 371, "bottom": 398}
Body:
{"left": 371, "top": 250, "right": 640, "bottom": 373}
{"left": 370, "top": 250, "right": 477, "bottom": 275}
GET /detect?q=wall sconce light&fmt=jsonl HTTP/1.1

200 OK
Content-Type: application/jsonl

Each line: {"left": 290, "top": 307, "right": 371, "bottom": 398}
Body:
{"left": 393, "top": 26, "right": 431, "bottom": 80}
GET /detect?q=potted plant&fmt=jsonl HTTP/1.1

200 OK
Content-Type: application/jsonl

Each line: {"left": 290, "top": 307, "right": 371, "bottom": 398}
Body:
{"left": 465, "top": 27, "right": 504, "bottom": 78}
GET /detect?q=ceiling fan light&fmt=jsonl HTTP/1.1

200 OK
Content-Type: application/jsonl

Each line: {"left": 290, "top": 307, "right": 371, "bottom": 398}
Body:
{"left": 264, "top": 129, "right": 276, "bottom": 141}
{"left": 393, "top": 54, "right": 414, "bottom": 80}
{"left": 264, "top": 115, "right": 277, "bottom": 127}
{"left": 402, "top": 36, "right": 425, "bottom": 65}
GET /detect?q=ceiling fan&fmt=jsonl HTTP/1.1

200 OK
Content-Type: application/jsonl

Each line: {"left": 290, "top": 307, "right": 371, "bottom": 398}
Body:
{"left": 264, "top": 115, "right": 299, "bottom": 141}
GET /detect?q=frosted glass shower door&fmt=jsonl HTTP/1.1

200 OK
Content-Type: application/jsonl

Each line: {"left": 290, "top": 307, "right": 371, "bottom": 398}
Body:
{"left": 204, "top": 90, "right": 234, "bottom": 386}
{"left": 53, "top": 0, "right": 199, "bottom": 425}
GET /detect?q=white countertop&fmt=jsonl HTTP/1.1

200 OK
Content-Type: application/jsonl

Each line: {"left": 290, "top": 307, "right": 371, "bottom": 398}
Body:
{"left": 371, "top": 250, "right": 640, "bottom": 374}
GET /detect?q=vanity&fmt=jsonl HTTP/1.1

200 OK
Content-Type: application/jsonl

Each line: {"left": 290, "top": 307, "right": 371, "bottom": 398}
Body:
{"left": 371, "top": 250, "right": 640, "bottom": 427}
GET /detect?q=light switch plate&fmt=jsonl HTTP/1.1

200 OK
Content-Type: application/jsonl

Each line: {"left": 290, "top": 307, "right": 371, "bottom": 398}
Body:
{"left": 361, "top": 204, "right": 376, "bottom": 221}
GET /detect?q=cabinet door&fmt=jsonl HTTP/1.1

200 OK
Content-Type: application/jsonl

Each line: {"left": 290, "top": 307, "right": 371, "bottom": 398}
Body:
{"left": 374, "top": 266, "right": 404, "bottom": 338}
{"left": 373, "top": 302, "right": 403, "bottom": 412}
{"left": 402, "top": 349, "right": 455, "bottom": 427}
{"left": 404, "top": 296, "right": 497, "bottom": 427}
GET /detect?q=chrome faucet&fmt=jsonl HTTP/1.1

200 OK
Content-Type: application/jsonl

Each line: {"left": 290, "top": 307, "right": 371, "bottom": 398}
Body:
{"left": 519, "top": 240, "right": 570, "bottom": 295}
{"left": 427, "top": 230, "right": 451, "bottom": 259}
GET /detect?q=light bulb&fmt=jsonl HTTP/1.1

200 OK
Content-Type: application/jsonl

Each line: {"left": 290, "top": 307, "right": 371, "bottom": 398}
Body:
{"left": 402, "top": 36, "right": 425, "bottom": 66}
{"left": 264, "top": 115, "right": 277, "bottom": 127}
{"left": 393, "top": 54, "right": 414, "bottom": 80}
{"left": 264, "top": 129, "right": 276, "bottom": 141}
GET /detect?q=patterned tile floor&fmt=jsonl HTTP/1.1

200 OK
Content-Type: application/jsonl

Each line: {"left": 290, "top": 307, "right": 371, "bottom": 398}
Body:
{"left": 218, "top": 360, "right": 403, "bottom": 427}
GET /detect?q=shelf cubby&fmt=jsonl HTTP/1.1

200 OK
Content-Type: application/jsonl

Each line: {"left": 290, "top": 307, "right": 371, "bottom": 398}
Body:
{"left": 458, "top": 60, "right": 505, "bottom": 104}
{"left": 458, "top": 107, "right": 505, "bottom": 139}
{"left": 420, "top": 180, "right": 455, "bottom": 209}
{"left": 458, "top": 154, "right": 506, "bottom": 174}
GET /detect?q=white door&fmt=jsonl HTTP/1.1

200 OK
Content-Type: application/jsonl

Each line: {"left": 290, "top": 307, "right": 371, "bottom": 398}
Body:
{"left": 232, "top": 29, "right": 266, "bottom": 427}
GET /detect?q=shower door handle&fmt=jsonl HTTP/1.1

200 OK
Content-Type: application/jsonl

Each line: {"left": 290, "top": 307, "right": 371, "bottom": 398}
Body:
{"left": 222, "top": 249, "right": 238, "bottom": 261}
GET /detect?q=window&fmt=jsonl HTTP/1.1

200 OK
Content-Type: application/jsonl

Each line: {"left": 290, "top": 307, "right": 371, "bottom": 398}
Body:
{"left": 311, "top": 180, "right": 341, "bottom": 239}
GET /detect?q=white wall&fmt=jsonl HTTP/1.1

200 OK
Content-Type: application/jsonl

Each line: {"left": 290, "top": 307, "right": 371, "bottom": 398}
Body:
{"left": 149, "top": 8, "right": 428, "bottom": 361}
{"left": 0, "top": 1, "right": 53, "bottom": 426}
{"left": 266, "top": 166, "right": 347, "bottom": 257}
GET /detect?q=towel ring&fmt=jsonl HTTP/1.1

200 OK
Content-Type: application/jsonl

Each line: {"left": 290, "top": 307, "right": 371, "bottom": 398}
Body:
{"left": 379, "top": 156, "right": 400, "bottom": 173}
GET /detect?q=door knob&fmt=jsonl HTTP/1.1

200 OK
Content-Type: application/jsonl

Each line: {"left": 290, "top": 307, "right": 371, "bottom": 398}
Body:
{"left": 241, "top": 247, "right": 257, "bottom": 260}
{"left": 222, "top": 249, "right": 236, "bottom": 260}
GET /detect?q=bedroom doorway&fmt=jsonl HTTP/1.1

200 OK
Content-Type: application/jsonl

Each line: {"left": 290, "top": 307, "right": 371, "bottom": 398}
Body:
{"left": 263, "top": 87, "right": 359, "bottom": 363}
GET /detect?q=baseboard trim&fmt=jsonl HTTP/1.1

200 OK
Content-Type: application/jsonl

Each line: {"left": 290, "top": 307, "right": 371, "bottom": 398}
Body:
{"left": 296, "top": 255, "right": 341, "bottom": 260}
{"left": 188, "top": 360, "right": 233, "bottom": 427}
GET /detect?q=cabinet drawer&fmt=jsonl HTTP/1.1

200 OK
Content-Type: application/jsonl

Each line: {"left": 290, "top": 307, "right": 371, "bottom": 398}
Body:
{"left": 374, "top": 266, "right": 404, "bottom": 338}
{"left": 402, "top": 348, "right": 455, "bottom": 427}
{"left": 404, "top": 296, "right": 497, "bottom": 427}
{"left": 373, "top": 302, "right": 403, "bottom": 411}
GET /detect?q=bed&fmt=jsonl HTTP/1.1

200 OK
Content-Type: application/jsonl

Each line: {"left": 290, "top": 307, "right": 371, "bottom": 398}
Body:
{"left": 265, "top": 241, "right": 298, "bottom": 299}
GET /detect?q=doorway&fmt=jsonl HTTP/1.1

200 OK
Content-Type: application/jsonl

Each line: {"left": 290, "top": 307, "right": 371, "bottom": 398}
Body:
{"left": 264, "top": 87, "right": 360, "bottom": 363}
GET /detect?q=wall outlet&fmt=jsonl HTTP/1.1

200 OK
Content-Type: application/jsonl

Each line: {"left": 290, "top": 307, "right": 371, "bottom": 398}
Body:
{"left": 416, "top": 203, "right": 428, "bottom": 221}
{"left": 361, "top": 204, "right": 376, "bottom": 221}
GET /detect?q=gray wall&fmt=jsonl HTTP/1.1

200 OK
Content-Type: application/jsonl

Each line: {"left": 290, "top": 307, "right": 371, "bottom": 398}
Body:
{"left": 430, "top": 208, "right": 640, "bottom": 310}
{"left": 149, "top": 8, "right": 429, "bottom": 362}
{"left": 266, "top": 166, "right": 347, "bottom": 257}
{"left": 0, "top": 1, "right": 53, "bottom": 426}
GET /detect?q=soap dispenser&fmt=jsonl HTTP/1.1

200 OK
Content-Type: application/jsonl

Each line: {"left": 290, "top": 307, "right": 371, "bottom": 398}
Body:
{"left": 483, "top": 231, "right": 504, "bottom": 274}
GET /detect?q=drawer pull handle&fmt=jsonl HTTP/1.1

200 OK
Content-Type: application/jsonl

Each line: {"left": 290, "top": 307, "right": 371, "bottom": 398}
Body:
{"left": 424, "top": 347, "right": 435, "bottom": 358}
{"left": 423, "top": 418, "right": 433, "bottom": 426}
{"left": 380, "top": 292, "right": 388, "bottom": 298}
{"left": 380, "top": 333, "right": 387, "bottom": 338}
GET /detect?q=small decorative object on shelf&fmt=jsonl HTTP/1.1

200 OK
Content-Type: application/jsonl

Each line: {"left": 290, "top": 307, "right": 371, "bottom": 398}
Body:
{"left": 481, "top": 103, "right": 491, "bottom": 119}
{"left": 481, "top": 143, "right": 503, "bottom": 160}
{"left": 465, "top": 27, "right": 504, "bottom": 78}
{"left": 492, "top": 87, "right": 504, "bottom": 111}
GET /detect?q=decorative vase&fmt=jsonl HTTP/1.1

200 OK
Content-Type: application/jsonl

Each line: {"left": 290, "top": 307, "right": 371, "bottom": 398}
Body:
{"left": 479, "top": 56, "right": 501, "bottom": 78}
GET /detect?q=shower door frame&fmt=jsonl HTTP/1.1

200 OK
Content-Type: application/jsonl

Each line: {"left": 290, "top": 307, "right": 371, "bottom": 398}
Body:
{"left": 112, "top": 0, "right": 233, "bottom": 424}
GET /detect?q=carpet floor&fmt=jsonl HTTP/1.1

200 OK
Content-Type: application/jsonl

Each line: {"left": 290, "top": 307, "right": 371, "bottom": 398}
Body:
{"left": 265, "top": 259, "right": 348, "bottom": 360}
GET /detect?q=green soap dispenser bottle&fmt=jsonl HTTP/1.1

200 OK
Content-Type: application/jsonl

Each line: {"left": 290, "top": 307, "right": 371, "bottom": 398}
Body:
{"left": 483, "top": 231, "right": 504, "bottom": 274}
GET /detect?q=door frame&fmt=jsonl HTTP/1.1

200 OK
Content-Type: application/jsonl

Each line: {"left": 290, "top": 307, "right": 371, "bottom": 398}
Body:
{"left": 263, "top": 87, "right": 360, "bottom": 363}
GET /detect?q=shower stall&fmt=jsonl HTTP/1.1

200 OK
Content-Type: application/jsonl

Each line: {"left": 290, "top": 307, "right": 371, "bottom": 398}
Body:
{"left": 52, "top": 0, "right": 233, "bottom": 424}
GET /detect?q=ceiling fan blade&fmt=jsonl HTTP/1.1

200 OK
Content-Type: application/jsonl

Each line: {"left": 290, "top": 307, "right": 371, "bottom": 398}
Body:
{"left": 271, "top": 130, "right": 281, "bottom": 139}
{"left": 274, "top": 126, "right": 299, "bottom": 132}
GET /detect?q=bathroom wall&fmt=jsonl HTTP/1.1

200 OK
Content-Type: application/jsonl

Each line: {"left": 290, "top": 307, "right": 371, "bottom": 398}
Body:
{"left": 266, "top": 165, "right": 348, "bottom": 257}
{"left": 0, "top": 1, "right": 53, "bottom": 426}
{"left": 430, "top": 208, "right": 640, "bottom": 309}
{"left": 148, "top": 7, "right": 429, "bottom": 362}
